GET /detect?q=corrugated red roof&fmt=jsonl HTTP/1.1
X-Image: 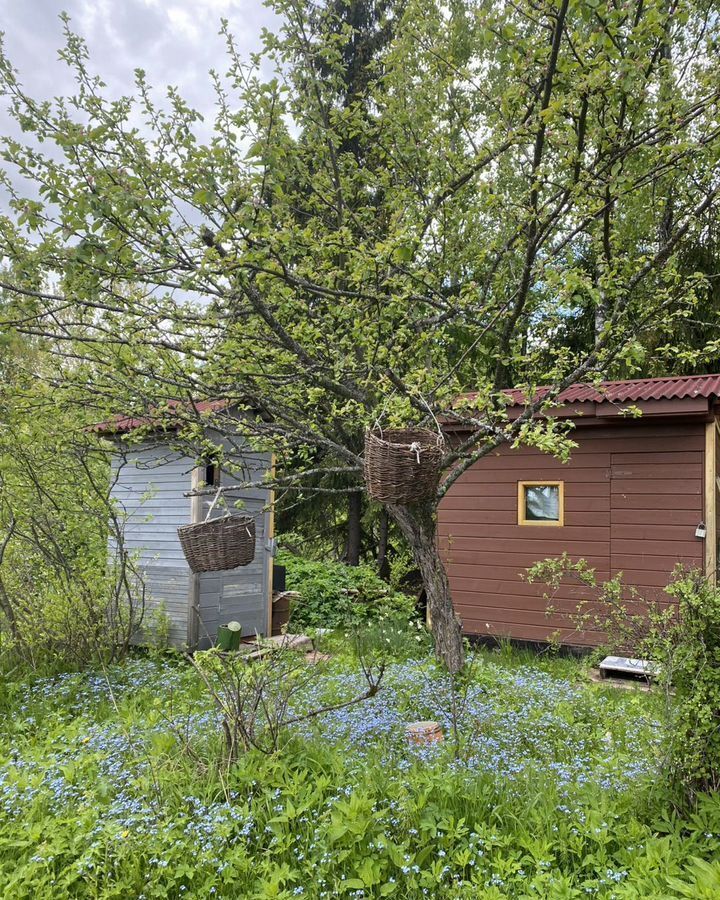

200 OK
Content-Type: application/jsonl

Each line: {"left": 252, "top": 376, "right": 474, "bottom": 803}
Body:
{"left": 462, "top": 373, "right": 720, "bottom": 408}
{"left": 95, "top": 399, "right": 229, "bottom": 434}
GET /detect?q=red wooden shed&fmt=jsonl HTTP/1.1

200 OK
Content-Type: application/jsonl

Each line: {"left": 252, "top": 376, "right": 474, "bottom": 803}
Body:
{"left": 438, "top": 373, "right": 720, "bottom": 647}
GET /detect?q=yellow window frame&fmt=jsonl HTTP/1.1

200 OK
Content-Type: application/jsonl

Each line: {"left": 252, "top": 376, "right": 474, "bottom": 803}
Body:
{"left": 517, "top": 480, "right": 564, "bottom": 527}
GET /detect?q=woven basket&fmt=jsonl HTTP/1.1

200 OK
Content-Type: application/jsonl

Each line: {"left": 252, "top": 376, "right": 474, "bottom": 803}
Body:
{"left": 178, "top": 515, "right": 256, "bottom": 573}
{"left": 364, "top": 428, "right": 444, "bottom": 504}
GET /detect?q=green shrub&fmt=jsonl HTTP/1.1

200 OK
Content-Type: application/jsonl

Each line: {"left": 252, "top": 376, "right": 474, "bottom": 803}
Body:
{"left": 279, "top": 552, "right": 417, "bottom": 630}
{"left": 529, "top": 556, "right": 720, "bottom": 805}
{"left": 661, "top": 571, "right": 720, "bottom": 798}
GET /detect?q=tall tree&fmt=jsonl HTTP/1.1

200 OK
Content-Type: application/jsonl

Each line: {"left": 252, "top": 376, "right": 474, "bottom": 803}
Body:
{"left": 276, "top": 0, "right": 406, "bottom": 565}
{"left": 0, "top": 0, "right": 718, "bottom": 672}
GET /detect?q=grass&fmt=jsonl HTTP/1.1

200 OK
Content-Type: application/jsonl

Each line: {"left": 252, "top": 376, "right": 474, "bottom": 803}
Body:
{"left": 1, "top": 640, "right": 720, "bottom": 898}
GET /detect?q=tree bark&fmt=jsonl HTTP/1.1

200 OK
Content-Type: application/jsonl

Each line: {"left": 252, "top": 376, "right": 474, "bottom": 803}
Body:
{"left": 377, "top": 508, "right": 390, "bottom": 580}
{"left": 0, "top": 578, "right": 20, "bottom": 643}
{"left": 594, "top": 298, "right": 609, "bottom": 340}
{"left": 0, "top": 517, "right": 21, "bottom": 643}
{"left": 345, "top": 491, "right": 362, "bottom": 566}
{"left": 388, "top": 501, "right": 465, "bottom": 673}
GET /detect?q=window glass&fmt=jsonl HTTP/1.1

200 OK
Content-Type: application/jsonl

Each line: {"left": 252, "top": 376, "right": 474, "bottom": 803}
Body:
{"left": 524, "top": 484, "right": 560, "bottom": 522}
{"left": 204, "top": 460, "right": 219, "bottom": 487}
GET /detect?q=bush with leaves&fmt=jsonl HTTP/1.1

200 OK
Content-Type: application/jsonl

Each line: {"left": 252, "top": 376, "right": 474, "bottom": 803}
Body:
{"left": 529, "top": 556, "right": 720, "bottom": 804}
{"left": 280, "top": 551, "right": 417, "bottom": 630}
{"left": 0, "top": 337, "right": 145, "bottom": 672}
{"left": 186, "top": 634, "right": 387, "bottom": 773}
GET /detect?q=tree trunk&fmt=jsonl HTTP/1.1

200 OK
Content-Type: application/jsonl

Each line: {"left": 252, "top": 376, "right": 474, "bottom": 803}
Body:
{"left": 345, "top": 491, "right": 362, "bottom": 566}
{"left": 388, "top": 501, "right": 465, "bottom": 674}
{"left": 0, "top": 520, "right": 21, "bottom": 644}
{"left": 0, "top": 578, "right": 20, "bottom": 643}
{"left": 594, "top": 298, "right": 609, "bottom": 339}
{"left": 377, "top": 508, "right": 390, "bottom": 580}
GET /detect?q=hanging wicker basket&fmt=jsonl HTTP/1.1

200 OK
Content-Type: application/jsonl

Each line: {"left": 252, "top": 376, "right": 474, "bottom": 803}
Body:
{"left": 178, "top": 515, "right": 256, "bottom": 573}
{"left": 364, "top": 428, "right": 444, "bottom": 504}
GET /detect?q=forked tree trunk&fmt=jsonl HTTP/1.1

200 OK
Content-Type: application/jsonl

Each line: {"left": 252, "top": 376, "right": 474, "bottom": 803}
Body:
{"left": 388, "top": 500, "right": 465, "bottom": 674}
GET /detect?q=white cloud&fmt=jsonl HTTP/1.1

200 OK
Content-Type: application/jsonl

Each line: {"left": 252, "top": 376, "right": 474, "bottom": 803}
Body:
{"left": 0, "top": 1, "right": 277, "bottom": 124}
{"left": 0, "top": 0, "right": 278, "bottom": 206}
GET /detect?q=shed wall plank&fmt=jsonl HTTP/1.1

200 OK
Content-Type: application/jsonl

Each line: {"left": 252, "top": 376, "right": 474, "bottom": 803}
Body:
{"left": 439, "top": 421, "right": 706, "bottom": 647}
{"left": 111, "top": 437, "right": 272, "bottom": 649}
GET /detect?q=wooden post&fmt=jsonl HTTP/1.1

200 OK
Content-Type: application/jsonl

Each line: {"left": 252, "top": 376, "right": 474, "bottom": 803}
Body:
{"left": 186, "top": 465, "right": 202, "bottom": 648}
{"left": 405, "top": 721, "right": 444, "bottom": 744}
{"left": 266, "top": 453, "right": 276, "bottom": 637}
{"left": 705, "top": 420, "right": 716, "bottom": 585}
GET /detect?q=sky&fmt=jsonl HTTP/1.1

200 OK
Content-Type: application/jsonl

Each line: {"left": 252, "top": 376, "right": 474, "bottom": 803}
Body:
{"left": 0, "top": 0, "right": 276, "bottom": 110}
{"left": 0, "top": 0, "right": 277, "bottom": 207}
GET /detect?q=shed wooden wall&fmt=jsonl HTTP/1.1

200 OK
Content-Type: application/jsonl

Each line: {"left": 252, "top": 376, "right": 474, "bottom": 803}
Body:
{"left": 110, "top": 436, "right": 273, "bottom": 649}
{"left": 195, "top": 433, "right": 273, "bottom": 649}
{"left": 110, "top": 442, "right": 195, "bottom": 646}
{"left": 438, "top": 420, "right": 707, "bottom": 646}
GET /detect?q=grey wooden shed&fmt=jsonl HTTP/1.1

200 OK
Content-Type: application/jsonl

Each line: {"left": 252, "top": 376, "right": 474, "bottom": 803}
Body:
{"left": 102, "top": 405, "right": 274, "bottom": 650}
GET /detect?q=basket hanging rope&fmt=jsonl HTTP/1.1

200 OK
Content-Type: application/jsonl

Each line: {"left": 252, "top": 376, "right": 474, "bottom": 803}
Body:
{"left": 178, "top": 489, "right": 256, "bottom": 573}
{"left": 364, "top": 427, "right": 444, "bottom": 504}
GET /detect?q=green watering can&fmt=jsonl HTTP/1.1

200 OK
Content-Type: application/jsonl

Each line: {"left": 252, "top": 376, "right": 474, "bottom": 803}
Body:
{"left": 217, "top": 621, "right": 242, "bottom": 651}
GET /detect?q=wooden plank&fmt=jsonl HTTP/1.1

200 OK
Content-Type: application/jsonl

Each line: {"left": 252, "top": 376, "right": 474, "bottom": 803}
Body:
{"left": 444, "top": 487, "right": 612, "bottom": 504}
{"left": 114, "top": 498, "right": 191, "bottom": 511}
{"left": 454, "top": 603, "right": 574, "bottom": 627}
{"left": 439, "top": 536, "right": 610, "bottom": 555}
{"left": 452, "top": 591, "right": 674, "bottom": 615}
{"left": 463, "top": 452, "right": 611, "bottom": 470}
{"left": 116, "top": 472, "right": 196, "bottom": 484}
{"left": 458, "top": 467, "right": 611, "bottom": 483}
{"left": 611, "top": 479, "right": 701, "bottom": 495}
{"left": 122, "top": 537, "right": 196, "bottom": 547}
{"left": 439, "top": 495, "right": 517, "bottom": 522}
{"left": 706, "top": 420, "right": 717, "bottom": 584}
{"left": 452, "top": 480, "right": 611, "bottom": 497}
{"left": 438, "top": 524, "right": 610, "bottom": 542}
{"left": 611, "top": 523, "right": 703, "bottom": 542}
{"left": 611, "top": 450, "right": 702, "bottom": 466}
{"left": 461, "top": 619, "right": 605, "bottom": 646}
{"left": 124, "top": 516, "right": 193, "bottom": 527}
{"left": 611, "top": 552, "right": 701, "bottom": 571}
{"left": 447, "top": 562, "right": 681, "bottom": 593}
{"left": 441, "top": 495, "right": 611, "bottom": 512}
{"left": 610, "top": 494, "right": 702, "bottom": 511}
{"left": 441, "top": 549, "right": 609, "bottom": 568}
{"left": 595, "top": 397, "right": 709, "bottom": 417}
{"left": 266, "top": 453, "right": 277, "bottom": 638}
{"left": 448, "top": 576, "right": 587, "bottom": 597}
{"left": 187, "top": 465, "right": 202, "bottom": 649}
{"left": 610, "top": 464, "right": 703, "bottom": 480}
{"left": 440, "top": 496, "right": 515, "bottom": 510}
{"left": 439, "top": 510, "right": 611, "bottom": 528}
{"left": 605, "top": 538, "right": 702, "bottom": 557}
{"left": 610, "top": 508, "right": 700, "bottom": 527}
{"left": 453, "top": 593, "right": 594, "bottom": 614}
{"left": 489, "top": 423, "right": 704, "bottom": 443}
{"left": 445, "top": 562, "right": 612, "bottom": 581}
{"left": 572, "top": 436, "right": 705, "bottom": 453}
{"left": 607, "top": 569, "right": 682, "bottom": 589}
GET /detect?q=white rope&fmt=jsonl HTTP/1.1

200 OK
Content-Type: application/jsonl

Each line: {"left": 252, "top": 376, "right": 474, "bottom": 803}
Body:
{"left": 204, "top": 486, "right": 227, "bottom": 522}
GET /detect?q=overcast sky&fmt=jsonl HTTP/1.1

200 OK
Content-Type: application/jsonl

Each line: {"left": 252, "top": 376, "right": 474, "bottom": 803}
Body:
{"left": 0, "top": 0, "right": 277, "bottom": 207}
{"left": 0, "top": 0, "right": 276, "bottom": 107}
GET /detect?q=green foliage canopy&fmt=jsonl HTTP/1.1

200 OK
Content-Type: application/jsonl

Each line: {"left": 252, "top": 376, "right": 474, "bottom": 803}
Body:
{"left": 0, "top": 0, "right": 719, "bottom": 670}
{"left": 0, "top": 1, "right": 717, "bottom": 459}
